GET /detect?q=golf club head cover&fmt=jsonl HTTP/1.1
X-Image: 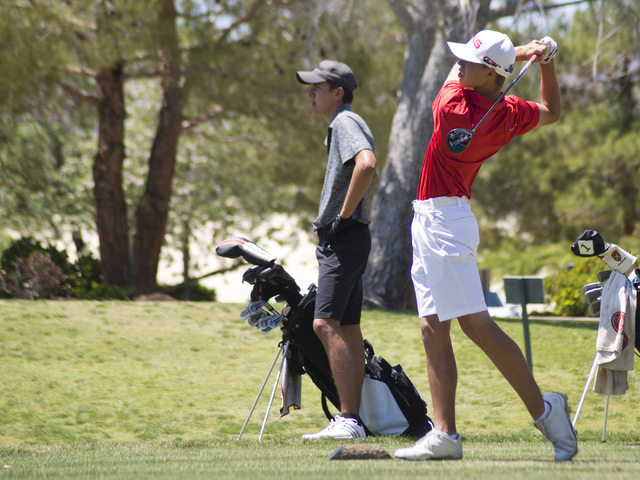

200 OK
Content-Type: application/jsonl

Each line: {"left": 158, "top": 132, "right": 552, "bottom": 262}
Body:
{"left": 572, "top": 230, "right": 637, "bottom": 273}
{"left": 571, "top": 230, "right": 610, "bottom": 257}
{"left": 247, "top": 264, "right": 300, "bottom": 303}
{"left": 598, "top": 244, "right": 637, "bottom": 274}
{"left": 215, "top": 237, "right": 276, "bottom": 266}
{"left": 540, "top": 36, "right": 558, "bottom": 64}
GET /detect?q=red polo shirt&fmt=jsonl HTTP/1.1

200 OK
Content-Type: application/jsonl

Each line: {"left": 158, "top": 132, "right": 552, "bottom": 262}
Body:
{"left": 416, "top": 82, "right": 539, "bottom": 200}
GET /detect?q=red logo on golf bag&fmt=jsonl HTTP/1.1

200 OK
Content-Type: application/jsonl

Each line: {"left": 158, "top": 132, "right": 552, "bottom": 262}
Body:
{"left": 472, "top": 36, "right": 482, "bottom": 49}
{"left": 611, "top": 312, "right": 625, "bottom": 332}
{"left": 611, "top": 312, "right": 629, "bottom": 350}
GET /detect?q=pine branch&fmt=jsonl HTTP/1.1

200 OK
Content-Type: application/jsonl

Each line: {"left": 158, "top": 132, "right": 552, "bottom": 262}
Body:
{"left": 65, "top": 66, "right": 98, "bottom": 77}
{"left": 485, "top": 0, "right": 594, "bottom": 22}
{"left": 57, "top": 80, "right": 99, "bottom": 107}
{"left": 387, "top": 0, "right": 417, "bottom": 33}
{"left": 161, "top": 260, "right": 245, "bottom": 293}
{"left": 215, "top": 0, "right": 266, "bottom": 46}
{"left": 184, "top": 130, "right": 277, "bottom": 151}
{"left": 181, "top": 109, "right": 225, "bottom": 131}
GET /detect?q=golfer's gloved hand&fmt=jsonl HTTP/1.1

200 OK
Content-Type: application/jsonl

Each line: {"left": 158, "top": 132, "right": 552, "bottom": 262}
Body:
{"left": 540, "top": 36, "right": 558, "bottom": 64}
{"left": 325, "top": 214, "right": 353, "bottom": 244}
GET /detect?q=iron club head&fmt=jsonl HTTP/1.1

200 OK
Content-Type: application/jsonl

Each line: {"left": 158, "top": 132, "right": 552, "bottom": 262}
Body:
{"left": 446, "top": 128, "right": 474, "bottom": 154}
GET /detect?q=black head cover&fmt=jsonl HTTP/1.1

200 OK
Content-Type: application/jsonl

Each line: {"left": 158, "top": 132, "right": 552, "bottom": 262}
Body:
{"left": 215, "top": 237, "right": 276, "bottom": 266}
{"left": 243, "top": 264, "right": 301, "bottom": 304}
{"left": 571, "top": 230, "right": 611, "bottom": 257}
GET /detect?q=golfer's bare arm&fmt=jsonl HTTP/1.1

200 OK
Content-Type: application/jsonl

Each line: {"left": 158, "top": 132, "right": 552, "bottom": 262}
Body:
{"left": 339, "top": 149, "right": 377, "bottom": 219}
{"left": 515, "top": 41, "right": 561, "bottom": 127}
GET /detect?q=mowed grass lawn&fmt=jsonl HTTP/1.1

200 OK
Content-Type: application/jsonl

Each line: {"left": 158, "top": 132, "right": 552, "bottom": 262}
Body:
{"left": 0, "top": 299, "right": 639, "bottom": 479}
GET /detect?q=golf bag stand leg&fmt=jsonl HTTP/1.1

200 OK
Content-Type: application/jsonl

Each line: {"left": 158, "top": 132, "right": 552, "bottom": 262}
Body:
{"left": 572, "top": 353, "right": 599, "bottom": 427}
{"left": 572, "top": 352, "right": 611, "bottom": 442}
{"left": 258, "top": 339, "right": 290, "bottom": 441}
{"left": 237, "top": 340, "right": 287, "bottom": 441}
{"left": 602, "top": 395, "right": 610, "bottom": 442}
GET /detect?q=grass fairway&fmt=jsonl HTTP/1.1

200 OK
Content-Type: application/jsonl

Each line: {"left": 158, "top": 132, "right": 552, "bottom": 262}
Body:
{"left": 0, "top": 299, "right": 639, "bottom": 478}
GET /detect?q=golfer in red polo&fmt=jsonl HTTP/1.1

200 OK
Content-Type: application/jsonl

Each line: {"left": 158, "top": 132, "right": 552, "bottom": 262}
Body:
{"left": 395, "top": 30, "right": 578, "bottom": 462}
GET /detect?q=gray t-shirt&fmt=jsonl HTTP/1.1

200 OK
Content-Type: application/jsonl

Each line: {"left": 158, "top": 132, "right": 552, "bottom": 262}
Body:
{"left": 313, "top": 104, "right": 376, "bottom": 230}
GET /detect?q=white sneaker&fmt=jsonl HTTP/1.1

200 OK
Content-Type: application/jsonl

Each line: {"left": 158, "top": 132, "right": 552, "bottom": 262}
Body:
{"left": 535, "top": 392, "right": 578, "bottom": 461}
{"left": 301, "top": 415, "right": 366, "bottom": 440}
{"left": 394, "top": 429, "right": 462, "bottom": 460}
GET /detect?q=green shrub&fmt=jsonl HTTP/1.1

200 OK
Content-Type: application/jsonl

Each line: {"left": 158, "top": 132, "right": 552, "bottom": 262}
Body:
{"left": 0, "top": 251, "right": 67, "bottom": 299}
{"left": 0, "top": 237, "right": 130, "bottom": 300}
{"left": 0, "top": 238, "right": 73, "bottom": 298}
{"left": 545, "top": 259, "right": 604, "bottom": 316}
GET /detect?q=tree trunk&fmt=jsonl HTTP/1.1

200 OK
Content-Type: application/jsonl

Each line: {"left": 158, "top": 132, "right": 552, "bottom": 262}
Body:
{"left": 132, "top": 0, "right": 184, "bottom": 295}
{"left": 93, "top": 63, "right": 130, "bottom": 287}
{"left": 364, "top": 0, "right": 491, "bottom": 310}
{"left": 618, "top": 56, "right": 638, "bottom": 235}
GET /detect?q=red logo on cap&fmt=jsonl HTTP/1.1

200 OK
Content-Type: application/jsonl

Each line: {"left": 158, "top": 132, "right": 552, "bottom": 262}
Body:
{"left": 482, "top": 56, "right": 500, "bottom": 68}
{"left": 472, "top": 36, "right": 482, "bottom": 49}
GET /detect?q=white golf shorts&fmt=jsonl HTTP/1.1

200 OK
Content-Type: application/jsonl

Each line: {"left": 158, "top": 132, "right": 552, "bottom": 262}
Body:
{"left": 410, "top": 198, "right": 487, "bottom": 321}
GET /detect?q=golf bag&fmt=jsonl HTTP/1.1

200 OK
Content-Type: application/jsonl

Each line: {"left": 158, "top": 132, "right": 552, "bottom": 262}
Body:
{"left": 572, "top": 230, "right": 640, "bottom": 354}
{"left": 216, "top": 237, "right": 433, "bottom": 438}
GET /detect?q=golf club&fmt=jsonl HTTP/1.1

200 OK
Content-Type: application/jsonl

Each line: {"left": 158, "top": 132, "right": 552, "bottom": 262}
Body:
{"left": 241, "top": 300, "right": 265, "bottom": 320}
{"left": 446, "top": 54, "right": 538, "bottom": 154}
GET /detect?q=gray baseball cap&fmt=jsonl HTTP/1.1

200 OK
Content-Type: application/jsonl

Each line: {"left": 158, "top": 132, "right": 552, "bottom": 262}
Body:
{"left": 296, "top": 60, "right": 357, "bottom": 92}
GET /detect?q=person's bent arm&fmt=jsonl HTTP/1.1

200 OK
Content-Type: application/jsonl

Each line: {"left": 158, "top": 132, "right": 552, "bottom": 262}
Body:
{"left": 515, "top": 40, "right": 560, "bottom": 127}
{"left": 339, "top": 149, "right": 377, "bottom": 219}
{"left": 536, "top": 60, "right": 560, "bottom": 127}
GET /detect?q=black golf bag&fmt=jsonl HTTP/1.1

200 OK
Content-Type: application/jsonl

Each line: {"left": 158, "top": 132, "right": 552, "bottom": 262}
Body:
{"left": 216, "top": 237, "right": 433, "bottom": 438}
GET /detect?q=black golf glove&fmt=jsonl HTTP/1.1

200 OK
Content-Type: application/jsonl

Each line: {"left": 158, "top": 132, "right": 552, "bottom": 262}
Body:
{"left": 325, "top": 214, "right": 353, "bottom": 244}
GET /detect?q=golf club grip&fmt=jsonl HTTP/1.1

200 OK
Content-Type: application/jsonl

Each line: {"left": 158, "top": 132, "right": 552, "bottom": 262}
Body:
{"left": 472, "top": 54, "right": 539, "bottom": 134}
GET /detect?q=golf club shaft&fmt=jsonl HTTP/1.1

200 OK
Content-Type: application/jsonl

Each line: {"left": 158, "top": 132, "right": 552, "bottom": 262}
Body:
{"left": 470, "top": 54, "right": 539, "bottom": 135}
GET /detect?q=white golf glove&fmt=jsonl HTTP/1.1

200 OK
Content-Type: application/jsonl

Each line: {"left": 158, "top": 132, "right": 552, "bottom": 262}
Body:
{"left": 540, "top": 36, "right": 558, "bottom": 64}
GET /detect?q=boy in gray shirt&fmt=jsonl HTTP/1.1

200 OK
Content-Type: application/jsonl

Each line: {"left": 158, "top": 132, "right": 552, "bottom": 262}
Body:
{"left": 296, "top": 60, "right": 377, "bottom": 439}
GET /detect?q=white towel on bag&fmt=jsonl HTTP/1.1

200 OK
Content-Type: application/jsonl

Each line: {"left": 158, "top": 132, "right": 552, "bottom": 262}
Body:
{"left": 594, "top": 271, "right": 636, "bottom": 395}
{"left": 280, "top": 357, "right": 302, "bottom": 417}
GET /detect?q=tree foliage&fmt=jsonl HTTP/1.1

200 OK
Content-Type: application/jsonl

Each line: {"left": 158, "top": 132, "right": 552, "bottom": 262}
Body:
{"left": 0, "top": 0, "right": 405, "bottom": 295}
{"left": 474, "top": 0, "right": 640, "bottom": 253}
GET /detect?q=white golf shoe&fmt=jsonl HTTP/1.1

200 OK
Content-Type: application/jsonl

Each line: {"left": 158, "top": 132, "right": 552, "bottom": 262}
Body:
{"left": 301, "top": 415, "right": 366, "bottom": 440}
{"left": 394, "top": 429, "right": 462, "bottom": 460}
{"left": 534, "top": 392, "right": 578, "bottom": 461}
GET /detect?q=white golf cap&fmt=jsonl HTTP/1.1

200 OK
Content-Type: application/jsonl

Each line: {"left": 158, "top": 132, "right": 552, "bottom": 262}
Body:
{"left": 447, "top": 30, "right": 515, "bottom": 77}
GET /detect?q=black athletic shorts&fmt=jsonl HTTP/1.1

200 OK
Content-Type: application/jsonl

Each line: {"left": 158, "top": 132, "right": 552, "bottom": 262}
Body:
{"left": 314, "top": 222, "right": 371, "bottom": 325}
